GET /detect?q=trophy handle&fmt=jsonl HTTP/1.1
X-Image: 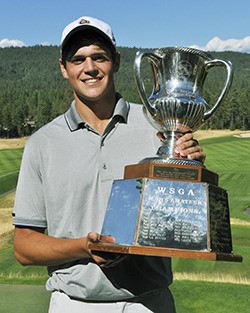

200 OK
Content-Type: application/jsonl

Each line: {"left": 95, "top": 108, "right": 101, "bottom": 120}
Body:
{"left": 204, "top": 59, "right": 233, "bottom": 120}
{"left": 134, "top": 51, "right": 162, "bottom": 116}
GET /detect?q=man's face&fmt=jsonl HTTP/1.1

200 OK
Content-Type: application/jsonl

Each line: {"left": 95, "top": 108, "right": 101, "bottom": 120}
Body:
{"left": 60, "top": 43, "right": 119, "bottom": 105}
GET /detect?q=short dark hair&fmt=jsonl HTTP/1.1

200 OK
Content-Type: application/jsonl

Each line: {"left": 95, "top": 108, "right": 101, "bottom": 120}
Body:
{"left": 61, "top": 30, "right": 117, "bottom": 67}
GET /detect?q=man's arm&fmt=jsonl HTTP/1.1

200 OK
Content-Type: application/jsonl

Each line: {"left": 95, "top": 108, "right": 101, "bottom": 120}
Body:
{"left": 14, "top": 227, "right": 114, "bottom": 266}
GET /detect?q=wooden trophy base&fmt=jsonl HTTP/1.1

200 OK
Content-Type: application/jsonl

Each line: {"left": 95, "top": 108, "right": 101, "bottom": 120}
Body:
{"left": 89, "top": 242, "right": 243, "bottom": 262}
{"left": 124, "top": 162, "right": 219, "bottom": 186}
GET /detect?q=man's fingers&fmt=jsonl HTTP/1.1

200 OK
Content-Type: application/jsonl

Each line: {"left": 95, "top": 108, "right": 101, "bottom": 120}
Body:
{"left": 87, "top": 233, "right": 115, "bottom": 244}
{"left": 87, "top": 232, "right": 101, "bottom": 243}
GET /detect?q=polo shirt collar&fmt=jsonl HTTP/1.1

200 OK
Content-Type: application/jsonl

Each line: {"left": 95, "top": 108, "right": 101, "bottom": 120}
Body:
{"left": 64, "top": 94, "right": 129, "bottom": 132}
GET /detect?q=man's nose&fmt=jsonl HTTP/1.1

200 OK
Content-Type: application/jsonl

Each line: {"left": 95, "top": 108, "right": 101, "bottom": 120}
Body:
{"left": 84, "top": 57, "right": 97, "bottom": 73}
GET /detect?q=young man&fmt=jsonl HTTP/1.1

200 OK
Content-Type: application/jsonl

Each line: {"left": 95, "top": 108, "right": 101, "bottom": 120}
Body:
{"left": 13, "top": 16, "right": 206, "bottom": 312}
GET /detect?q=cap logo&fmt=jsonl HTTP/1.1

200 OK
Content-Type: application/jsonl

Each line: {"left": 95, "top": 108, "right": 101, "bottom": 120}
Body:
{"left": 79, "top": 19, "right": 90, "bottom": 25}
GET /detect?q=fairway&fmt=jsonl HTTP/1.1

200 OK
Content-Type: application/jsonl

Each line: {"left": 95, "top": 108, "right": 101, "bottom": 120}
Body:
{"left": 171, "top": 280, "right": 250, "bottom": 313}
{"left": 0, "top": 281, "right": 249, "bottom": 313}
{"left": 0, "top": 284, "right": 50, "bottom": 313}
{"left": 201, "top": 136, "right": 250, "bottom": 220}
{"left": 0, "top": 148, "right": 23, "bottom": 195}
{"left": 0, "top": 148, "right": 23, "bottom": 177}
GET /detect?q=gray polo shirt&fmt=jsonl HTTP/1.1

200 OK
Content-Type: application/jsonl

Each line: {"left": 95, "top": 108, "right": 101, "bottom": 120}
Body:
{"left": 13, "top": 96, "right": 173, "bottom": 301}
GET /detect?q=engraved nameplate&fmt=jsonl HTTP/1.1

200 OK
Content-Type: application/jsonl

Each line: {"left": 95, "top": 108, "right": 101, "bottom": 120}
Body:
{"left": 153, "top": 165, "right": 199, "bottom": 180}
{"left": 101, "top": 178, "right": 232, "bottom": 253}
{"left": 136, "top": 179, "right": 207, "bottom": 250}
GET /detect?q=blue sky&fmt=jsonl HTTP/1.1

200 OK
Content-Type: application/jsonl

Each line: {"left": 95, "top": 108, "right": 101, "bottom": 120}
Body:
{"left": 0, "top": 0, "right": 250, "bottom": 52}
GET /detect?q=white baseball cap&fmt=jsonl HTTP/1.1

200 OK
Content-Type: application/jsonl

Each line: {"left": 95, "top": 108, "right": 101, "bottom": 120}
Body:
{"left": 61, "top": 16, "right": 116, "bottom": 51}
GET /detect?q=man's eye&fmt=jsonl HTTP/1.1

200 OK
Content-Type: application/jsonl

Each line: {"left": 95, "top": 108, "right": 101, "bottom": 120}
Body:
{"left": 93, "top": 54, "right": 108, "bottom": 62}
{"left": 69, "top": 57, "right": 85, "bottom": 65}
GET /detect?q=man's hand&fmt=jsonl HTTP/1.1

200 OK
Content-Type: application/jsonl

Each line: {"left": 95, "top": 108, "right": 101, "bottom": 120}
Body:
{"left": 175, "top": 132, "right": 206, "bottom": 163}
{"left": 87, "top": 232, "right": 125, "bottom": 267}
{"left": 157, "top": 131, "right": 206, "bottom": 163}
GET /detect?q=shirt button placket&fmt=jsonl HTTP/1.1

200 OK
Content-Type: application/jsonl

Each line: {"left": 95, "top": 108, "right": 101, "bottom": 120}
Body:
{"left": 100, "top": 137, "right": 112, "bottom": 180}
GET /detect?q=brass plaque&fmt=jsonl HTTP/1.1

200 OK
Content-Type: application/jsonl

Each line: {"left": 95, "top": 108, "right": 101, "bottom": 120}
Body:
{"left": 153, "top": 165, "right": 199, "bottom": 180}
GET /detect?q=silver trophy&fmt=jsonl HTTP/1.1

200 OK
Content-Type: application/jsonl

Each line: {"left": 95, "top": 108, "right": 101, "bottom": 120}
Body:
{"left": 90, "top": 47, "right": 242, "bottom": 262}
{"left": 134, "top": 46, "right": 233, "bottom": 166}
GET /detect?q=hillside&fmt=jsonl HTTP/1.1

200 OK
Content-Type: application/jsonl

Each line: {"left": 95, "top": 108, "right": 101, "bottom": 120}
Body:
{"left": 0, "top": 46, "right": 249, "bottom": 137}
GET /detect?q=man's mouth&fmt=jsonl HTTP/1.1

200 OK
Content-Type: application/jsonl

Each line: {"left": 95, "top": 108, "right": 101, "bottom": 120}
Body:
{"left": 83, "top": 77, "right": 101, "bottom": 83}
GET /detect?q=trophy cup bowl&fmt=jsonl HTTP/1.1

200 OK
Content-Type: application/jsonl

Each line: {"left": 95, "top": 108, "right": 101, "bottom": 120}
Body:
{"left": 133, "top": 46, "right": 233, "bottom": 166}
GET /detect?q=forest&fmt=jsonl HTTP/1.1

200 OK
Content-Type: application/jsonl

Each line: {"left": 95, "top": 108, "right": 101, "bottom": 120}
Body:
{"left": 0, "top": 45, "right": 249, "bottom": 137}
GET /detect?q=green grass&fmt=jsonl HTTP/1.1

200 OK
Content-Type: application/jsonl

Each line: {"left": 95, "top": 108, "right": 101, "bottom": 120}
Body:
{"left": 0, "top": 148, "right": 23, "bottom": 195}
{"left": 200, "top": 136, "right": 250, "bottom": 220}
{"left": 0, "top": 284, "right": 50, "bottom": 313}
{"left": 172, "top": 224, "right": 250, "bottom": 280}
{"left": 0, "top": 172, "right": 19, "bottom": 195}
{"left": 0, "top": 281, "right": 248, "bottom": 313}
{"left": 171, "top": 280, "right": 250, "bottom": 313}
{"left": 0, "top": 148, "right": 23, "bottom": 176}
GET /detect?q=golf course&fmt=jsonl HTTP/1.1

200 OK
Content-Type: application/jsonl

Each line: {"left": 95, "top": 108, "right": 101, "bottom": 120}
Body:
{"left": 0, "top": 130, "right": 249, "bottom": 313}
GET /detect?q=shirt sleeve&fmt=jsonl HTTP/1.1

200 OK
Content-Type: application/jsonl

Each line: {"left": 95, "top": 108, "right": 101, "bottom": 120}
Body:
{"left": 13, "top": 135, "right": 47, "bottom": 228}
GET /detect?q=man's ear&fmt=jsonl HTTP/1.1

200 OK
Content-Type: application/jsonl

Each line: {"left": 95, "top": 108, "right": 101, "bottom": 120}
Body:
{"left": 59, "top": 58, "right": 69, "bottom": 79}
{"left": 114, "top": 52, "right": 120, "bottom": 73}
